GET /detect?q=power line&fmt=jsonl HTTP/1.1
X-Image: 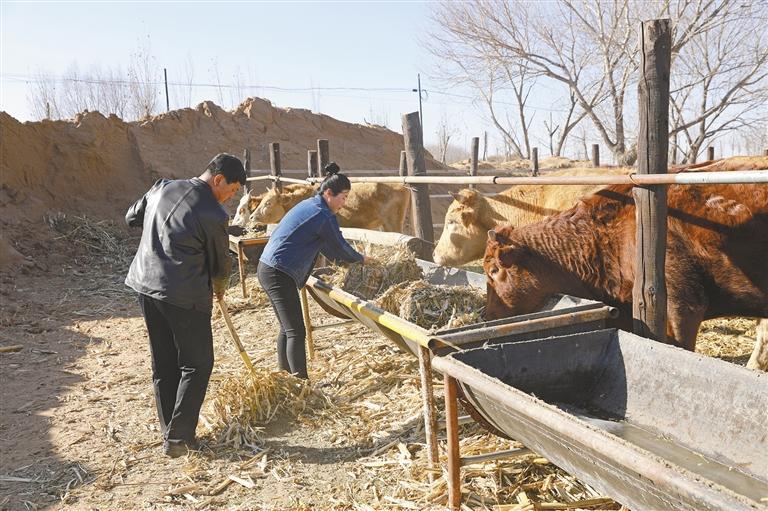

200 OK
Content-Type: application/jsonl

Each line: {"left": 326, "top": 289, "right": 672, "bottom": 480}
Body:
{"left": 1, "top": 72, "right": 574, "bottom": 113}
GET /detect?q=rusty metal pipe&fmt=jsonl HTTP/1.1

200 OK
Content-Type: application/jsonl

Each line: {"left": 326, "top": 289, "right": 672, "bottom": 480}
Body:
{"left": 432, "top": 305, "right": 618, "bottom": 350}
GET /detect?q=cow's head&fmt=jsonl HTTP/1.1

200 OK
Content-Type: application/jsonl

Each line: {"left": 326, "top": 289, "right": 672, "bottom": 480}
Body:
{"left": 232, "top": 190, "right": 254, "bottom": 227}
{"left": 433, "top": 189, "right": 488, "bottom": 266}
{"left": 483, "top": 227, "right": 549, "bottom": 320}
{"left": 250, "top": 187, "right": 287, "bottom": 225}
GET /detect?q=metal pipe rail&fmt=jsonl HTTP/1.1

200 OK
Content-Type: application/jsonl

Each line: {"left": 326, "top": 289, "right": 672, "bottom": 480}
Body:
{"left": 247, "top": 170, "right": 768, "bottom": 186}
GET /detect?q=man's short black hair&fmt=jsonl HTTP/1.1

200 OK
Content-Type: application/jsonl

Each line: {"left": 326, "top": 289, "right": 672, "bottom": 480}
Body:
{"left": 206, "top": 153, "right": 247, "bottom": 185}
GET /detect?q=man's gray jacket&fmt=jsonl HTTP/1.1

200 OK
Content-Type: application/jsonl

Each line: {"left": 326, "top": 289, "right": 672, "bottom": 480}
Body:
{"left": 125, "top": 178, "right": 231, "bottom": 312}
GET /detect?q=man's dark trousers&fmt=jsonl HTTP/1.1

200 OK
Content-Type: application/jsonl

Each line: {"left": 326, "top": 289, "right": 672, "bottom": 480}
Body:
{"left": 138, "top": 294, "right": 214, "bottom": 446}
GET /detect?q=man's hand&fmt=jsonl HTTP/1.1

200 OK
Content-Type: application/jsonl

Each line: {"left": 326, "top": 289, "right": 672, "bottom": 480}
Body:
{"left": 212, "top": 277, "right": 228, "bottom": 299}
{"left": 363, "top": 255, "right": 376, "bottom": 265}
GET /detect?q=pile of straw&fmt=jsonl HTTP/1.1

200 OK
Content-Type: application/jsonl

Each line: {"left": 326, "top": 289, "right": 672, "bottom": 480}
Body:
{"left": 326, "top": 244, "right": 423, "bottom": 300}
{"left": 376, "top": 280, "right": 485, "bottom": 331}
{"left": 45, "top": 212, "right": 132, "bottom": 260}
{"left": 205, "top": 368, "right": 324, "bottom": 450}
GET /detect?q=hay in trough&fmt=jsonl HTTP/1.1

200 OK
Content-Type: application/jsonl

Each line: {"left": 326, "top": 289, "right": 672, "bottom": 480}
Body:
{"left": 205, "top": 368, "right": 324, "bottom": 450}
{"left": 376, "top": 279, "right": 485, "bottom": 331}
{"left": 326, "top": 243, "right": 423, "bottom": 300}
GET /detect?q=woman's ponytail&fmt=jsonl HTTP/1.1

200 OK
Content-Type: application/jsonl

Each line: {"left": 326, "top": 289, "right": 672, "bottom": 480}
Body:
{"left": 318, "top": 162, "right": 351, "bottom": 196}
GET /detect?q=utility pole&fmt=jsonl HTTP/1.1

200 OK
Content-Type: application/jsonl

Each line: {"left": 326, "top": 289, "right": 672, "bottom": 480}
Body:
{"left": 412, "top": 73, "right": 425, "bottom": 139}
{"left": 164, "top": 68, "right": 170, "bottom": 112}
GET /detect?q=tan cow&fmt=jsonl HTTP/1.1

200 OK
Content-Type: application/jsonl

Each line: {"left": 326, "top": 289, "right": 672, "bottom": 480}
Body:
{"left": 250, "top": 183, "right": 410, "bottom": 232}
{"left": 232, "top": 184, "right": 310, "bottom": 228}
{"left": 433, "top": 167, "right": 633, "bottom": 266}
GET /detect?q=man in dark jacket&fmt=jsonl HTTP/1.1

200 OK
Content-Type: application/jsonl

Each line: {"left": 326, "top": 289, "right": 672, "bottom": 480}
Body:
{"left": 125, "top": 153, "right": 245, "bottom": 458}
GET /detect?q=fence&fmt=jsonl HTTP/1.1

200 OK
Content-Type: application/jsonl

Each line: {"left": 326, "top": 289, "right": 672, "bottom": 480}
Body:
{"left": 238, "top": 19, "right": 768, "bottom": 351}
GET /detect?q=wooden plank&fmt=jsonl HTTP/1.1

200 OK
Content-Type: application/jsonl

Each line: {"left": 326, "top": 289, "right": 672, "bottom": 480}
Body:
{"left": 633, "top": 18, "right": 670, "bottom": 343}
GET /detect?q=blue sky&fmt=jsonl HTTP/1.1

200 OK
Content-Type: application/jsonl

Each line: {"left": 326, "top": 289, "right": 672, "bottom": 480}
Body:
{"left": 1, "top": 1, "right": 495, "bottom": 150}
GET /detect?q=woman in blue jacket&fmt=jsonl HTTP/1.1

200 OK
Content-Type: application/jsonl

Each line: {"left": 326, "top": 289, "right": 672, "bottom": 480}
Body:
{"left": 257, "top": 163, "right": 370, "bottom": 379}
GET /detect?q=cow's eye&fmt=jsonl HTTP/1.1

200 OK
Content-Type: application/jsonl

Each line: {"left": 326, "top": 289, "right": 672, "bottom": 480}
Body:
{"left": 489, "top": 265, "right": 499, "bottom": 275}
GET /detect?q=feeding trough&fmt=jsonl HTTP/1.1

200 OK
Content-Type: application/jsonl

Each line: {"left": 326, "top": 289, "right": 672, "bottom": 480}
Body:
{"left": 306, "top": 259, "right": 617, "bottom": 357}
{"left": 432, "top": 328, "right": 768, "bottom": 511}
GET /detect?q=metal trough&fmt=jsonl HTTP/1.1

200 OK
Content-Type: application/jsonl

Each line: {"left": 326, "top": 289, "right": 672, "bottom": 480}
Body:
{"left": 432, "top": 328, "right": 768, "bottom": 511}
{"left": 305, "top": 259, "right": 618, "bottom": 357}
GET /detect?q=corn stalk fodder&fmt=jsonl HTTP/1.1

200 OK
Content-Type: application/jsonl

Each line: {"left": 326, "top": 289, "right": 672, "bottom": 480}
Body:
{"left": 376, "top": 280, "right": 485, "bottom": 331}
{"left": 205, "top": 369, "right": 326, "bottom": 450}
{"left": 326, "top": 243, "right": 423, "bottom": 300}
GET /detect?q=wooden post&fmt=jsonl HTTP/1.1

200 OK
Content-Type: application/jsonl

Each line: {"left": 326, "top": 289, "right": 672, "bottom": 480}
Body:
{"left": 402, "top": 111, "right": 434, "bottom": 259}
{"left": 531, "top": 147, "right": 539, "bottom": 176}
{"left": 591, "top": 144, "right": 600, "bottom": 168}
{"left": 243, "top": 148, "right": 252, "bottom": 192}
{"left": 300, "top": 288, "right": 315, "bottom": 360}
{"left": 444, "top": 374, "right": 462, "bottom": 510}
{"left": 269, "top": 142, "right": 282, "bottom": 192}
{"left": 417, "top": 346, "right": 439, "bottom": 484}
{"left": 633, "top": 18, "right": 670, "bottom": 343}
{"left": 469, "top": 136, "right": 479, "bottom": 190}
{"left": 764, "top": 148, "right": 768, "bottom": 156}
{"left": 307, "top": 150, "right": 318, "bottom": 178}
{"left": 707, "top": 146, "right": 715, "bottom": 161}
{"left": 399, "top": 151, "right": 412, "bottom": 236}
{"left": 317, "top": 139, "right": 329, "bottom": 176}
{"left": 237, "top": 244, "right": 247, "bottom": 298}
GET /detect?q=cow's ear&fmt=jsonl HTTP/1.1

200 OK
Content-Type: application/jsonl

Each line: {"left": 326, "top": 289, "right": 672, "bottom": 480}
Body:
{"left": 498, "top": 244, "right": 528, "bottom": 268}
{"left": 488, "top": 228, "right": 513, "bottom": 244}
{"left": 453, "top": 189, "right": 477, "bottom": 206}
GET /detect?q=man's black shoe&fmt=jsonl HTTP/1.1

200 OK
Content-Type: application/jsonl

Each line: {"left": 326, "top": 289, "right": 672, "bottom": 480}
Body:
{"left": 163, "top": 441, "right": 190, "bottom": 458}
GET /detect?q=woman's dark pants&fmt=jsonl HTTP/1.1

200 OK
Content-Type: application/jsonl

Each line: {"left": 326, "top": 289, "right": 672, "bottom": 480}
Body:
{"left": 257, "top": 263, "right": 308, "bottom": 379}
{"left": 138, "top": 294, "right": 214, "bottom": 447}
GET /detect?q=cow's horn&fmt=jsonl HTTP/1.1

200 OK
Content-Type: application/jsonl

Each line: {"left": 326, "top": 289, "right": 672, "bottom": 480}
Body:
{"left": 488, "top": 229, "right": 497, "bottom": 242}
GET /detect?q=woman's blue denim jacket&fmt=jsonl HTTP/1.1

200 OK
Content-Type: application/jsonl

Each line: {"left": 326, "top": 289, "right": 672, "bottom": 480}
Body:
{"left": 259, "top": 194, "right": 363, "bottom": 287}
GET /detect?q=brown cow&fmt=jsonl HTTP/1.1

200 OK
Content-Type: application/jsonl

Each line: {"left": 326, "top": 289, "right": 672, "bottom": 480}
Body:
{"left": 433, "top": 167, "right": 633, "bottom": 266}
{"left": 250, "top": 183, "right": 410, "bottom": 232}
{"left": 483, "top": 177, "right": 768, "bottom": 366}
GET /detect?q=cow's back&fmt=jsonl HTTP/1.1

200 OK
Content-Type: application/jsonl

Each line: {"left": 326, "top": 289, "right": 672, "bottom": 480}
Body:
{"left": 337, "top": 183, "right": 408, "bottom": 231}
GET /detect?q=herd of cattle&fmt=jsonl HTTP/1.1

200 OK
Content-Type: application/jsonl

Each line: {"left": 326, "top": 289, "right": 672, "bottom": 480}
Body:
{"left": 232, "top": 156, "right": 768, "bottom": 371}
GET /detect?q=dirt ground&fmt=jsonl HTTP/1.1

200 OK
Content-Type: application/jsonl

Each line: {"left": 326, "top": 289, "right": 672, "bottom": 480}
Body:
{"left": 0, "top": 218, "right": 761, "bottom": 511}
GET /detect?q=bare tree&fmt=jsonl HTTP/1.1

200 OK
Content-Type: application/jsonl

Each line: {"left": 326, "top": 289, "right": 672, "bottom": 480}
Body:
{"left": 127, "top": 37, "right": 159, "bottom": 119}
{"left": 175, "top": 53, "right": 196, "bottom": 108}
{"left": 27, "top": 70, "right": 59, "bottom": 120}
{"left": 428, "top": 0, "right": 768, "bottom": 165}
{"left": 668, "top": 2, "right": 768, "bottom": 162}
{"left": 425, "top": 7, "right": 544, "bottom": 159}
{"left": 436, "top": 113, "right": 460, "bottom": 163}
